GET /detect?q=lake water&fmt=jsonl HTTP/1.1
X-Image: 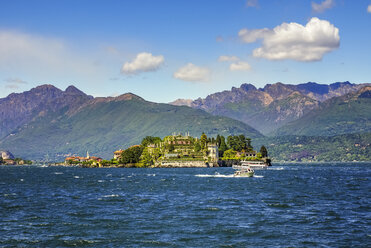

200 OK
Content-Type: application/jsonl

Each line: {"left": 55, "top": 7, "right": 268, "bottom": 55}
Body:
{"left": 0, "top": 163, "right": 370, "bottom": 247}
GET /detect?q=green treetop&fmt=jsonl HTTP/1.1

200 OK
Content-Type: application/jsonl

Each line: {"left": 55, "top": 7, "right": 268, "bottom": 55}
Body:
{"left": 120, "top": 146, "right": 144, "bottom": 164}
{"left": 219, "top": 136, "right": 228, "bottom": 157}
{"left": 141, "top": 136, "right": 162, "bottom": 147}
{"left": 260, "top": 145, "right": 268, "bottom": 158}
{"left": 200, "top": 133, "right": 207, "bottom": 150}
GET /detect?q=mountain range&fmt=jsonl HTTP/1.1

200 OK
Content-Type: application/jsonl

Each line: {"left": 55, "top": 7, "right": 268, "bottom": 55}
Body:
{"left": 170, "top": 81, "right": 369, "bottom": 134}
{"left": 0, "top": 81, "right": 370, "bottom": 161}
{"left": 0, "top": 85, "right": 261, "bottom": 160}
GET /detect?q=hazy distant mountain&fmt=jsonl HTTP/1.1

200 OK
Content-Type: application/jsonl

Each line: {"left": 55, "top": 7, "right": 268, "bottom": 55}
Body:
{"left": 0, "top": 86, "right": 262, "bottom": 160}
{"left": 170, "top": 81, "right": 368, "bottom": 134}
{"left": 272, "top": 86, "right": 371, "bottom": 136}
{"left": 0, "top": 84, "right": 92, "bottom": 139}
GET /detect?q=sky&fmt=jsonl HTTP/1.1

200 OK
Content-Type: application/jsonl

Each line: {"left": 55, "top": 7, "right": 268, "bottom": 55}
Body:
{"left": 0, "top": 0, "right": 371, "bottom": 102}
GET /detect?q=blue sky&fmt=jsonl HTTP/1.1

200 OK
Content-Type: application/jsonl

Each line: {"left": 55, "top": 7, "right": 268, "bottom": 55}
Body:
{"left": 1, "top": 0, "right": 370, "bottom": 102}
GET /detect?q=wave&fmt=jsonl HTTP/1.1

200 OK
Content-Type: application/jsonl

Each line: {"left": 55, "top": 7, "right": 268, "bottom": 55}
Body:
{"left": 268, "top": 167, "right": 284, "bottom": 170}
{"left": 102, "top": 194, "right": 119, "bottom": 198}
{"left": 195, "top": 174, "right": 235, "bottom": 178}
{"left": 195, "top": 174, "right": 263, "bottom": 178}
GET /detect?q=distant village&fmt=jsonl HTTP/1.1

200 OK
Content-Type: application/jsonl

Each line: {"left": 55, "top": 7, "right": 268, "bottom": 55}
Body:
{"left": 64, "top": 133, "right": 269, "bottom": 168}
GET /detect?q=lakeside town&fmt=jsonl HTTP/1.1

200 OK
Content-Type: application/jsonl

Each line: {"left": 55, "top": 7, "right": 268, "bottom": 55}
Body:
{"left": 63, "top": 133, "right": 270, "bottom": 168}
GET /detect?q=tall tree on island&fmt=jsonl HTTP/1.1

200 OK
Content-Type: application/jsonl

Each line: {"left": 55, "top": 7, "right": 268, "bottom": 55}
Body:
{"left": 219, "top": 136, "right": 228, "bottom": 157}
{"left": 260, "top": 145, "right": 268, "bottom": 158}
{"left": 194, "top": 142, "right": 201, "bottom": 152}
{"left": 200, "top": 133, "right": 207, "bottom": 150}
{"left": 216, "top": 135, "right": 221, "bottom": 147}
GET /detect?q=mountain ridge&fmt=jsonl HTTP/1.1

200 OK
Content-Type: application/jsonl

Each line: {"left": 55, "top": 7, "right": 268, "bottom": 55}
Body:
{"left": 271, "top": 86, "right": 371, "bottom": 136}
{"left": 0, "top": 84, "right": 93, "bottom": 139}
{"left": 170, "top": 81, "right": 369, "bottom": 134}
{"left": 0, "top": 85, "right": 262, "bottom": 160}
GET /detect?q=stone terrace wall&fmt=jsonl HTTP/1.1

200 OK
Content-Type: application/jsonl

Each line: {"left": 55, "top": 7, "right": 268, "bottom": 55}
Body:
{"left": 158, "top": 161, "right": 207, "bottom": 168}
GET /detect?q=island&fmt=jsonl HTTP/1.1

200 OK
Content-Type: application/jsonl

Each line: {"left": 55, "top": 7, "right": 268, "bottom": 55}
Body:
{"left": 64, "top": 133, "right": 270, "bottom": 168}
{"left": 0, "top": 150, "right": 32, "bottom": 165}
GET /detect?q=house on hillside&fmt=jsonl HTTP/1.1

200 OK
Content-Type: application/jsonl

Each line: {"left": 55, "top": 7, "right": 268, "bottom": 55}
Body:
{"left": 114, "top": 149, "right": 124, "bottom": 160}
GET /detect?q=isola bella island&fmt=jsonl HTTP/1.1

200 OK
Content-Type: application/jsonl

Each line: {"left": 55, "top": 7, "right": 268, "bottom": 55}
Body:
{"left": 63, "top": 133, "right": 271, "bottom": 170}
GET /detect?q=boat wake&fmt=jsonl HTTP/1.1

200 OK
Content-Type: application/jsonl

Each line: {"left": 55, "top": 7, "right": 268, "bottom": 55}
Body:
{"left": 195, "top": 174, "right": 263, "bottom": 178}
{"left": 268, "top": 167, "right": 284, "bottom": 170}
{"left": 195, "top": 174, "right": 234, "bottom": 178}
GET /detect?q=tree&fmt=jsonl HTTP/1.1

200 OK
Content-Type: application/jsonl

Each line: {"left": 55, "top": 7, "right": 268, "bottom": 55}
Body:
{"left": 194, "top": 142, "right": 201, "bottom": 152}
{"left": 216, "top": 135, "right": 221, "bottom": 147}
{"left": 219, "top": 136, "right": 228, "bottom": 157}
{"left": 200, "top": 133, "right": 207, "bottom": 150}
{"left": 247, "top": 138, "right": 252, "bottom": 150}
{"left": 227, "top": 135, "right": 251, "bottom": 152}
{"left": 260, "top": 145, "right": 268, "bottom": 158}
{"left": 141, "top": 136, "right": 162, "bottom": 147}
{"left": 227, "top": 135, "right": 235, "bottom": 150}
{"left": 169, "top": 143, "right": 175, "bottom": 152}
{"left": 120, "top": 146, "right": 144, "bottom": 164}
{"left": 140, "top": 148, "right": 153, "bottom": 167}
{"left": 222, "top": 149, "right": 237, "bottom": 160}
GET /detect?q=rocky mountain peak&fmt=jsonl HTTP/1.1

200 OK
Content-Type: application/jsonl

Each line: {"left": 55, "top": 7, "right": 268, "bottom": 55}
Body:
{"left": 169, "top": 99, "right": 194, "bottom": 107}
{"left": 297, "top": 82, "right": 329, "bottom": 95}
{"left": 65, "top": 85, "right": 86, "bottom": 96}
{"left": 263, "top": 82, "right": 294, "bottom": 100}
{"left": 357, "top": 86, "right": 371, "bottom": 98}
{"left": 330, "top": 81, "right": 352, "bottom": 90}
{"left": 240, "top": 83, "right": 257, "bottom": 92}
{"left": 115, "top": 93, "right": 144, "bottom": 102}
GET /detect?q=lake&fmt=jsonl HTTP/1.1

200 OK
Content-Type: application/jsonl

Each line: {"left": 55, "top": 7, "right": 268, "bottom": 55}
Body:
{"left": 0, "top": 163, "right": 370, "bottom": 247}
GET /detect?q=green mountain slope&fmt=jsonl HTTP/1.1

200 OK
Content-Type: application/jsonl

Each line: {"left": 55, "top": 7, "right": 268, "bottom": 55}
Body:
{"left": 253, "top": 133, "right": 371, "bottom": 162}
{"left": 271, "top": 87, "right": 371, "bottom": 136}
{"left": 0, "top": 95, "right": 262, "bottom": 160}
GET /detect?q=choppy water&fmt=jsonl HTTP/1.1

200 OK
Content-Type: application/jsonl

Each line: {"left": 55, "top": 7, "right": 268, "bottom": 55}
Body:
{"left": 0, "top": 163, "right": 370, "bottom": 247}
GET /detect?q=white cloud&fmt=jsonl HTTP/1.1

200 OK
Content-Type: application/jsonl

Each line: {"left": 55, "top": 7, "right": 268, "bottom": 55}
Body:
{"left": 4, "top": 78, "right": 27, "bottom": 84}
{"left": 312, "top": 0, "right": 335, "bottom": 13}
{"left": 229, "top": 61, "right": 251, "bottom": 71}
{"left": 368, "top": 4, "right": 371, "bottom": 13}
{"left": 173, "top": 63, "right": 210, "bottom": 82}
{"left": 0, "top": 30, "right": 104, "bottom": 81}
{"left": 238, "top": 28, "right": 273, "bottom": 43}
{"left": 246, "top": 0, "right": 258, "bottom": 8}
{"left": 0, "top": 30, "right": 65, "bottom": 69}
{"left": 218, "top": 55, "right": 240, "bottom": 62}
{"left": 121, "top": 52, "right": 164, "bottom": 74}
{"left": 3, "top": 78, "right": 27, "bottom": 89}
{"left": 239, "top": 17, "right": 340, "bottom": 62}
